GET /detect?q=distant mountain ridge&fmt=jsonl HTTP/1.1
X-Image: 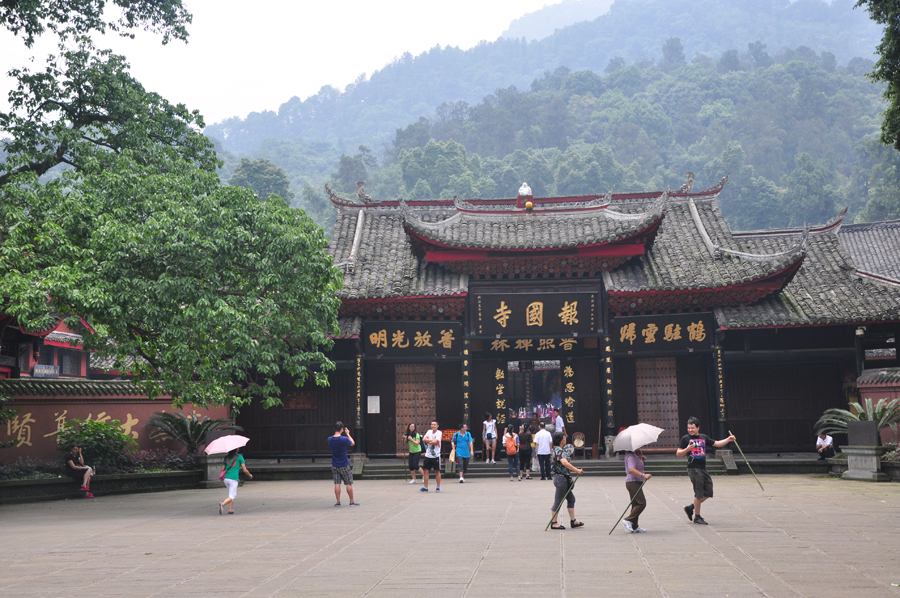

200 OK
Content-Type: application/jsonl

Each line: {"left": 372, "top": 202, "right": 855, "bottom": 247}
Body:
{"left": 206, "top": 0, "right": 880, "bottom": 156}
{"left": 501, "top": 0, "right": 614, "bottom": 42}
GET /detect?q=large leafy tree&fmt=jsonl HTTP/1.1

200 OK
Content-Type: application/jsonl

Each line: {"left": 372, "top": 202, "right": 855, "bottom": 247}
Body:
{"left": 0, "top": 2, "right": 342, "bottom": 409}
{"left": 856, "top": 0, "right": 900, "bottom": 148}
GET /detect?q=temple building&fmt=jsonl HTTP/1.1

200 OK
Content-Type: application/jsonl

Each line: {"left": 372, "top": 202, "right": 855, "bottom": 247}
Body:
{"left": 233, "top": 180, "right": 900, "bottom": 457}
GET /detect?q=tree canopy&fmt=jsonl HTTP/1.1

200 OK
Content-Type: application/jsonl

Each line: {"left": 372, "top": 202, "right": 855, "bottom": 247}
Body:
{"left": 1, "top": 2, "right": 342, "bottom": 408}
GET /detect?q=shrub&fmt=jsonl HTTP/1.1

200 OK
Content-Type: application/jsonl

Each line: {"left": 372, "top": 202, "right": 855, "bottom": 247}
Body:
{"left": 0, "top": 392, "right": 18, "bottom": 449}
{"left": 57, "top": 418, "right": 139, "bottom": 470}
{"left": 143, "top": 412, "right": 242, "bottom": 454}
{"left": 0, "top": 456, "right": 64, "bottom": 481}
{"left": 123, "top": 449, "right": 199, "bottom": 472}
{"left": 815, "top": 398, "right": 900, "bottom": 437}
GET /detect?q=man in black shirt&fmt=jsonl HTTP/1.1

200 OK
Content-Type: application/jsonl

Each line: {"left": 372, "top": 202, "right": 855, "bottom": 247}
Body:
{"left": 675, "top": 417, "right": 735, "bottom": 525}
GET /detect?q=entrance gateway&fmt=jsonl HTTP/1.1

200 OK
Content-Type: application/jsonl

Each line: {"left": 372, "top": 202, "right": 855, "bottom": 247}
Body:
{"left": 235, "top": 180, "right": 899, "bottom": 456}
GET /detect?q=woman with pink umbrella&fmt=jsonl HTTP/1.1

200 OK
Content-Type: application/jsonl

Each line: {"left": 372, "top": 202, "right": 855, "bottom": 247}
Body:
{"left": 206, "top": 435, "right": 253, "bottom": 515}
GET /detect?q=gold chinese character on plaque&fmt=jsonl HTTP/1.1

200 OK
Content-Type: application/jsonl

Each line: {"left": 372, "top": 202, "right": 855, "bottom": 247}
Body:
{"left": 496, "top": 398, "right": 506, "bottom": 410}
{"left": 688, "top": 321, "right": 706, "bottom": 342}
{"left": 369, "top": 329, "right": 387, "bottom": 348}
{"left": 494, "top": 301, "right": 512, "bottom": 328}
{"left": 563, "top": 366, "right": 574, "bottom": 378}
{"left": 558, "top": 301, "right": 579, "bottom": 326}
{"left": 565, "top": 412, "right": 575, "bottom": 424}
{"left": 491, "top": 339, "right": 509, "bottom": 352}
{"left": 564, "top": 396, "right": 575, "bottom": 408}
{"left": 439, "top": 329, "right": 456, "bottom": 348}
{"left": 391, "top": 330, "right": 409, "bottom": 348}
{"left": 664, "top": 323, "right": 682, "bottom": 342}
{"left": 495, "top": 368, "right": 505, "bottom": 380}
{"left": 642, "top": 323, "right": 658, "bottom": 344}
{"left": 514, "top": 339, "right": 533, "bottom": 351}
{"left": 620, "top": 323, "right": 636, "bottom": 345}
{"left": 496, "top": 384, "right": 505, "bottom": 395}
{"left": 564, "top": 382, "right": 575, "bottom": 393}
{"left": 537, "top": 338, "right": 555, "bottom": 351}
{"left": 526, "top": 302, "right": 544, "bottom": 327}
{"left": 560, "top": 338, "right": 577, "bottom": 350}
{"left": 413, "top": 331, "right": 432, "bottom": 347}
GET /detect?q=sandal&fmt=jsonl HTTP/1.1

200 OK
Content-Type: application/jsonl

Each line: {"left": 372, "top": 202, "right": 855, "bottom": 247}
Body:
{"left": 550, "top": 523, "right": 566, "bottom": 530}
{"left": 570, "top": 520, "right": 584, "bottom": 528}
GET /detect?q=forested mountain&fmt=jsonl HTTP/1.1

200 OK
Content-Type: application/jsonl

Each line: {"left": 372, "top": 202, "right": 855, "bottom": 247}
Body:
{"left": 206, "top": 0, "right": 879, "bottom": 155}
{"left": 501, "top": 0, "right": 614, "bottom": 42}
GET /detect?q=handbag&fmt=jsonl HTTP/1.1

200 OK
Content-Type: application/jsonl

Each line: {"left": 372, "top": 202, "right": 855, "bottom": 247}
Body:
{"left": 218, "top": 470, "right": 226, "bottom": 481}
{"left": 219, "top": 457, "right": 236, "bottom": 482}
{"left": 449, "top": 448, "right": 456, "bottom": 463}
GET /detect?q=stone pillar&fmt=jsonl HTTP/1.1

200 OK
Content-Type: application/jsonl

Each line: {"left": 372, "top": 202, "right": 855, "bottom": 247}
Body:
{"left": 197, "top": 452, "right": 227, "bottom": 489}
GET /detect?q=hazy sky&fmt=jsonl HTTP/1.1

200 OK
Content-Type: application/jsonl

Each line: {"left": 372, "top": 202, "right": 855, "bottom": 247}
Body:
{"left": 1, "top": 0, "right": 562, "bottom": 126}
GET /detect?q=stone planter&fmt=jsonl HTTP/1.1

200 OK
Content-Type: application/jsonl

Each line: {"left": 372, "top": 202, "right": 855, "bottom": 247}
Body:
{"left": 0, "top": 470, "right": 202, "bottom": 504}
{"left": 197, "top": 452, "right": 228, "bottom": 489}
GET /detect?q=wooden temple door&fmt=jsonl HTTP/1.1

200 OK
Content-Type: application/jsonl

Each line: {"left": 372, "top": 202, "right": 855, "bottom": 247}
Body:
{"left": 394, "top": 364, "right": 436, "bottom": 457}
{"left": 636, "top": 357, "right": 679, "bottom": 447}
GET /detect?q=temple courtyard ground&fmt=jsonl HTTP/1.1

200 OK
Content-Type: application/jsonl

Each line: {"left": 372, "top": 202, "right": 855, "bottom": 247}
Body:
{"left": 0, "top": 474, "right": 898, "bottom": 598}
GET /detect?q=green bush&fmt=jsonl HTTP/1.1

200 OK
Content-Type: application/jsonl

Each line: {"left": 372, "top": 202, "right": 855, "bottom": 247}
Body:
{"left": 815, "top": 398, "right": 900, "bottom": 437}
{"left": 56, "top": 418, "right": 139, "bottom": 470}
{"left": 144, "top": 411, "right": 242, "bottom": 455}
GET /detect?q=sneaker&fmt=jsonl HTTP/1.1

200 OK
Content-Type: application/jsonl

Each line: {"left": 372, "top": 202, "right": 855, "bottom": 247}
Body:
{"left": 510, "top": 476, "right": 515, "bottom": 481}
{"left": 634, "top": 527, "right": 647, "bottom": 533}
{"left": 419, "top": 487, "right": 428, "bottom": 492}
{"left": 459, "top": 477, "right": 464, "bottom": 483}
{"left": 684, "top": 504, "right": 694, "bottom": 522}
{"left": 693, "top": 515, "right": 708, "bottom": 525}
{"left": 218, "top": 502, "right": 224, "bottom": 515}
{"left": 408, "top": 479, "right": 417, "bottom": 484}
{"left": 436, "top": 487, "right": 441, "bottom": 492}
{"left": 334, "top": 502, "right": 341, "bottom": 506}
{"left": 622, "top": 520, "right": 634, "bottom": 532}
{"left": 349, "top": 502, "right": 360, "bottom": 506}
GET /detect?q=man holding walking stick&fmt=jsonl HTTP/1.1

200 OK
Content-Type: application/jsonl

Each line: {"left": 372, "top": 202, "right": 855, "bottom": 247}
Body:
{"left": 676, "top": 417, "right": 735, "bottom": 525}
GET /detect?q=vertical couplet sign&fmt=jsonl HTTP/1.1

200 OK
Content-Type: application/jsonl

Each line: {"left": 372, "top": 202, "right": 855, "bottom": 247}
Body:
{"left": 494, "top": 362, "right": 507, "bottom": 427}
{"left": 715, "top": 346, "right": 725, "bottom": 422}
{"left": 462, "top": 339, "right": 471, "bottom": 426}
{"left": 355, "top": 355, "right": 363, "bottom": 429}
{"left": 602, "top": 336, "right": 615, "bottom": 431}
{"left": 561, "top": 363, "right": 577, "bottom": 426}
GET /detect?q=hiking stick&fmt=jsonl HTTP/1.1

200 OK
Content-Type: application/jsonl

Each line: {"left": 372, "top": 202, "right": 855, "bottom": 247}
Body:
{"left": 608, "top": 477, "right": 648, "bottom": 535}
{"left": 729, "top": 430, "right": 764, "bottom": 491}
{"left": 545, "top": 475, "right": 581, "bottom": 530}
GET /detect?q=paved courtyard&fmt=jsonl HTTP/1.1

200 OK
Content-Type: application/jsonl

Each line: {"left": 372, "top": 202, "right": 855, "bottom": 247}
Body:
{"left": 1, "top": 474, "right": 898, "bottom": 598}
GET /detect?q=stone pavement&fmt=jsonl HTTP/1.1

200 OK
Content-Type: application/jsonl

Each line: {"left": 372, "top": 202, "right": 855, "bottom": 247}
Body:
{"left": 1, "top": 474, "right": 898, "bottom": 598}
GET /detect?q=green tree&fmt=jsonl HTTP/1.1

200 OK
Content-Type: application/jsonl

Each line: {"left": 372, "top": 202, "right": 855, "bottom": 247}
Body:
{"left": 0, "top": 2, "right": 342, "bottom": 409}
{"left": 659, "top": 37, "right": 686, "bottom": 72}
{"left": 0, "top": 393, "right": 17, "bottom": 449}
{"left": 782, "top": 153, "right": 840, "bottom": 226}
{"left": 856, "top": 0, "right": 900, "bottom": 148}
{"left": 330, "top": 145, "right": 377, "bottom": 194}
{"left": 144, "top": 411, "right": 242, "bottom": 455}
{"left": 229, "top": 157, "right": 295, "bottom": 203}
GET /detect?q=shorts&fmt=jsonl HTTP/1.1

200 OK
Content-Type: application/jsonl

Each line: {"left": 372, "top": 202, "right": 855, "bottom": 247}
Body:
{"left": 552, "top": 474, "right": 576, "bottom": 510}
{"left": 224, "top": 478, "right": 239, "bottom": 499}
{"left": 688, "top": 467, "right": 713, "bottom": 499}
{"left": 409, "top": 451, "right": 422, "bottom": 471}
{"left": 422, "top": 457, "right": 441, "bottom": 471}
{"left": 332, "top": 464, "right": 353, "bottom": 486}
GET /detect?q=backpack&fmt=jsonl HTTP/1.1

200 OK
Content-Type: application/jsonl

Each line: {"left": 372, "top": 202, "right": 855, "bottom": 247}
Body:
{"left": 505, "top": 433, "right": 517, "bottom": 455}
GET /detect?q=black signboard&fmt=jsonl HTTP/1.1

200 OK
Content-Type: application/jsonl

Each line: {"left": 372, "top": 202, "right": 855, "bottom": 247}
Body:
{"left": 612, "top": 313, "right": 715, "bottom": 352}
{"left": 475, "top": 293, "right": 598, "bottom": 336}
{"left": 483, "top": 336, "right": 585, "bottom": 359}
{"left": 363, "top": 321, "right": 462, "bottom": 357}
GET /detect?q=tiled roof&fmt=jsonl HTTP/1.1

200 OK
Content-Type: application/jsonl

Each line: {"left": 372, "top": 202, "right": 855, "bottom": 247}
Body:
{"left": 604, "top": 197, "right": 804, "bottom": 292}
{"left": 89, "top": 352, "right": 144, "bottom": 372}
{"left": 399, "top": 195, "right": 666, "bottom": 250}
{"left": 716, "top": 229, "right": 900, "bottom": 328}
{"left": 328, "top": 206, "right": 467, "bottom": 300}
{"left": 839, "top": 219, "right": 900, "bottom": 281}
{"left": 0, "top": 378, "right": 146, "bottom": 397}
{"left": 45, "top": 331, "right": 83, "bottom": 345}
{"left": 333, "top": 317, "right": 363, "bottom": 338}
{"left": 857, "top": 367, "right": 900, "bottom": 386}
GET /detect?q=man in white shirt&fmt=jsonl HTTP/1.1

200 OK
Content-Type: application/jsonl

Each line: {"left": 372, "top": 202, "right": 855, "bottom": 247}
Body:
{"left": 816, "top": 432, "right": 835, "bottom": 459}
{"left": 421, "top": 420, "right": 442, "bottom": 492}
{"left": 553, "top": 408, "right": 565, "bottom": 437}
{"left": 534, "top": 422, "right": 553, "bottom": 480}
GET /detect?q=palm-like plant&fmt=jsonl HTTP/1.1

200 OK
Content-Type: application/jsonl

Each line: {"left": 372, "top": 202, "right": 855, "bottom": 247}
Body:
{"left": 144, "top": 412, "right": 243, "bottom": 454}
{"left": 815, "top": 397, "right": 900, "bottom": 437}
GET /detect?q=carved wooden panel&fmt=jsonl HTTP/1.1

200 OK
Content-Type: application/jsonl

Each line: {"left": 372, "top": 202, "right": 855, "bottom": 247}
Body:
{"left": 395, "top": 364, "right": 436, "bottom": 456}
{"left": 636, "top": 357, "right": 679, "bottom": 447}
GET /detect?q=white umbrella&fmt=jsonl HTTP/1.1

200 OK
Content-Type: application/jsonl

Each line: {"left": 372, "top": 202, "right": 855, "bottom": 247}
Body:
{"left": 204, "top": 435, "right": 250, "bottom": 455}
{"left": 613, "top": 423, "right": 665, "bottom": 452}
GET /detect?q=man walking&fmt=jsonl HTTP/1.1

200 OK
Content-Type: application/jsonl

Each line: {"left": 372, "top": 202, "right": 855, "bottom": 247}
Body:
{"left": 534, "top": 421, "right": 553, "bottom": 480}
{"left": 452, "top": 423, "right": 474, "bottom": 483}
{"left": 675, "top": 417, "right": 734, "bottom": 525}
{"left": 553, "top": 408, "right": 565, "bottom": 436}
{"left": 421, "top": 420, "right": 442, "bottom": 492}
{"left": 328, "top": 422, "right": 359, "bottom": 506}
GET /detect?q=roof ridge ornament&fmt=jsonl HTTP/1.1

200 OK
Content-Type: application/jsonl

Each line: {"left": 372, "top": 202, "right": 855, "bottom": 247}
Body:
{"left": 605, "top": 190, "right": 667, "bottom": 220}
{"left": 698, "top": 174, "right": 729, "bottom": 194}
{"left": 452, "top": 193, "right": 612, "bottom": 214}
{"left": 676, "top": 172, "right": 695, "bottom": 193}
